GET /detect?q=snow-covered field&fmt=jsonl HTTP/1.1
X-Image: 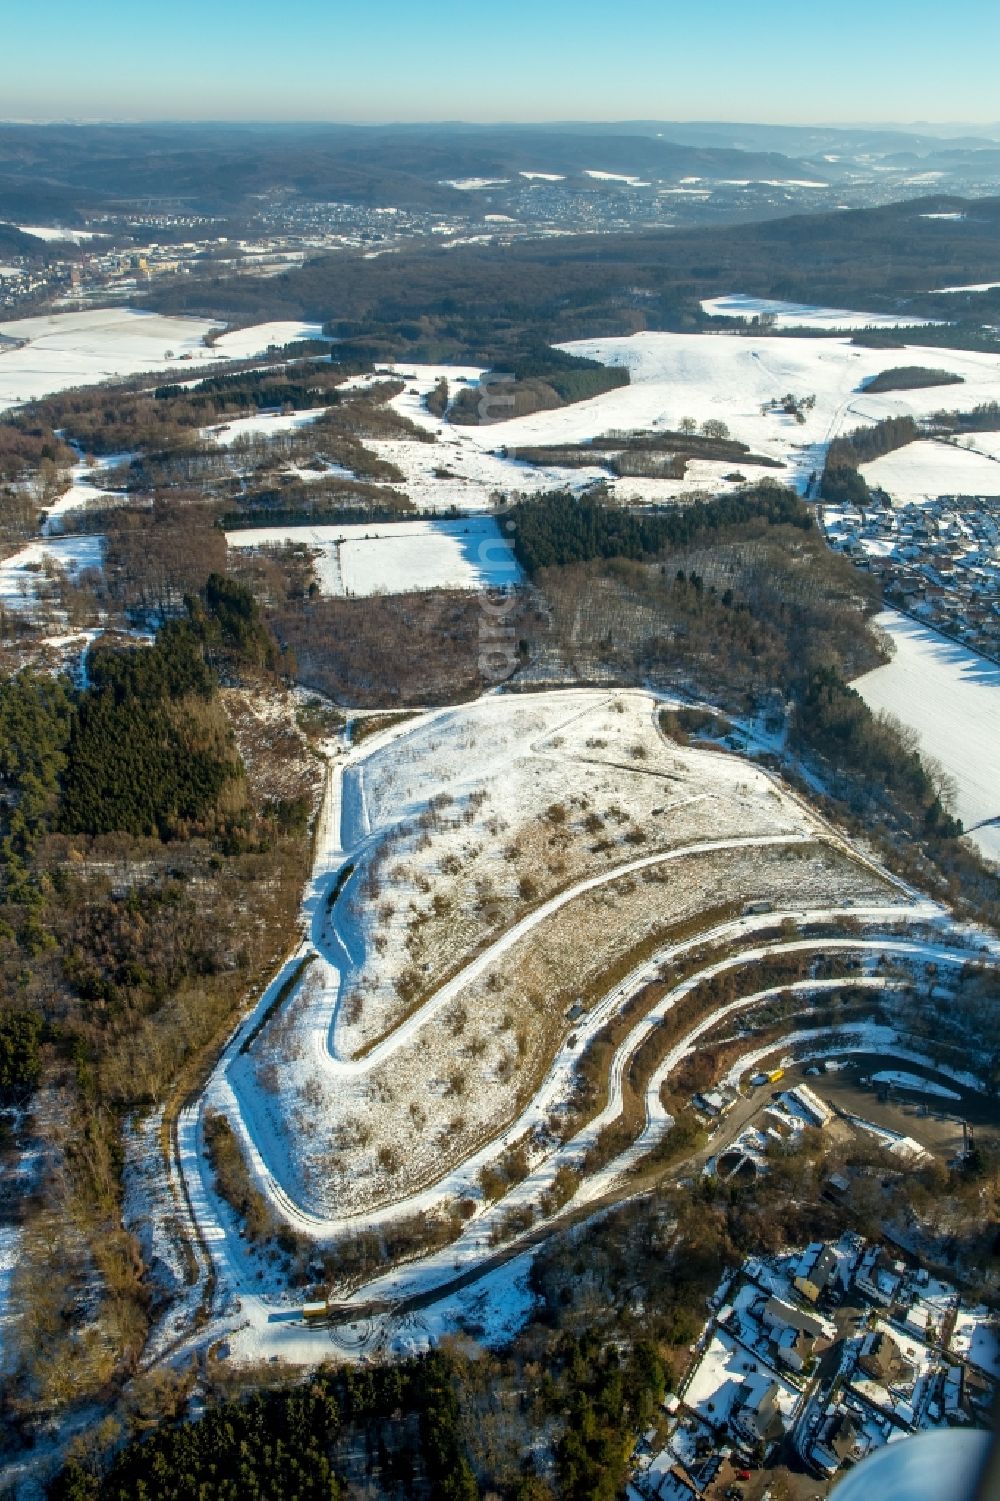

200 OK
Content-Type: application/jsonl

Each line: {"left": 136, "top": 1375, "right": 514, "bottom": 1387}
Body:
{"left": 260, "top": 333, "right": 996, "bottom": 516}
{"left": 961, "top": 431, "right": 1000, "bottom": 462}
{"left": 931, "top": 281, "right": 1000, "bottom": 294}
{"left": 862, "top": 439, "right": 1000, "bottom": 502}
{"left": 209, "top": 321, "right": 330, "bottom": 357}
{"left": 0, "top": 309, "right": 224, "bottom": 410}
{"left": 0, "top": 535, "right": 104, "bottom": 612}
{"left": 456, "top": 333, "right": 1000, "bottom": 498}
{"left": 226, "top": 516, "right": 520, "bottom": 596}
{"left": 854, "top": 610, "right": 1000, "bottom": 864}
{"left": 17, "top": 225, "right": 105, "bottom": 244}
{"left": 701, "top": 294, "right": 938, "bottom": 330}
{"left": 0, "top": 309, "right": 329, "bottom": 412}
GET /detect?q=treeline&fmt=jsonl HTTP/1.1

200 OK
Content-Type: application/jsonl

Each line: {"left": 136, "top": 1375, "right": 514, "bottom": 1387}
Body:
{"left": 59, "top": 620, "right": 244, "bottom": 841}
{"left": 821, "top": 415, "right": 919, "bottom": 504}
{"left": 932, "top": 400, "right": 1000, "bottom": 434}
{"left": 0, "top": 416, "right": 75, "bottom": 481}
{"left": 50, "top": 1353, "right": 477, "bottom": 1501}
{"left": 449, "top": 348, "right": 630, "bottom": 425}
{"left": 793, "top": 666, "right": 962, "bottom": 839}
{"left": 862, "top": 366, "right": 964, "bottom": 394}
{"left": 26, "top": 359, "right": 346, "bottom": 457}
{"left": 510, "top": 485, "right": 812, "bottom": 575}
{"left": 153, "top": 361, "right": 347, "bottom": 415}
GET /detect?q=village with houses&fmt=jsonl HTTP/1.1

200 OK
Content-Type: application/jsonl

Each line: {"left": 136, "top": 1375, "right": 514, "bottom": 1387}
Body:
{"left": 822, "top": 492, "right": 1000, "bottom": 663}
{"left": 630, "top": 1231, "right": 999, "bottom": 1500}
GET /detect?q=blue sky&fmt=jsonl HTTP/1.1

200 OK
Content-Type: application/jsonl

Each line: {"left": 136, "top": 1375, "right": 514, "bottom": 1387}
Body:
{"left": 4, "top": 0, "right": 999, "bottom": 126}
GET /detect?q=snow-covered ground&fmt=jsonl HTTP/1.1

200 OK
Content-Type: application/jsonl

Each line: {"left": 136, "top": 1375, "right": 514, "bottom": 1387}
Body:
{"left": 869, "top": 1070, "right": 961, "bottom": 1100}
{"left": 0, "top": 309, "right": 224, "bottom": 410}
{"left": 208, "top": 689, "right": 910, "bottom": 1233}
{"left": 684, "top": 1325, "right": 801, "bottom": 1427}
{"left": 853, "top": 610, "right": 1000, "bottom": 864}
{"left": 862, "top": 439, "right": 1000, "bottom": 502}
{"left": 193, "top": 333, "right": 999, "bottom": 517}
{"left": 0, "top": 535, "right": 104, "bottom": 612}
{"left": 960, "top": 431, "right": 1000, "bottom": 462}
{"left": 208, "top": 321, "right": 330, "bottom": 358}
{"left": 156, "top": 657, "right": 996, "bottom": 1369}
{"left": 386, "top": 1250, "right": 538, "bottom": 1356}
{"left": 17, "top": 225, "right": 105, "bottom": 244}
{"left": 452, "top": 332, "right": 1000, "bottom": 498}
{"left": 226, "top": 516, "right": 520, "bottom": 596}
{"left": 700, "top": 295, "right": 938, "bottom": 330}
{"left": 42, "top": 450, "right": 128, "bottom": 534}
{"left": 0, "top": 309, "right": 330, "bottom": 413}
{"left": 205, "top": 406, "right": 331, "bottom": 447}
{"left": 931, "top": 280, "right": 1000, "bottom": 294}
{"left": 0, "top": 1221, "right": 20, "bottom": 1375}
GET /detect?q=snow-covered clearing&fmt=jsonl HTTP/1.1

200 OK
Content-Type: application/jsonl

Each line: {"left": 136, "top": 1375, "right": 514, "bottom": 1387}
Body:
{"left": 42, "top": 450, "right": 128, "bottom": 534}
{"left": 208, "top": 321, "right": 330, "bottom": 357}
{"left": 0, "top": 534, "right": 104, "bottom": 613}
{"left": 388, "top": 1251, "right": 538, "bottom": 1356}
{"left": 370, "top": 428, "right": 607, "bottom": 510}
{"left": 226, "top": 516, "right": 520, "bottom": 596}
{"left": 700, "top": 295, "right": 938, "bottom": 330}
{"left": 17, "top": 225, "right": 104, "bottom": 244}
{"left": 862, "top": 438, "right": 1000, "bottom": 502}
{"left": 205, "top": 406, "right": 331, "bottom": 446}
{"left": 853, "top": 610, "right": 1000, "bottom": 864}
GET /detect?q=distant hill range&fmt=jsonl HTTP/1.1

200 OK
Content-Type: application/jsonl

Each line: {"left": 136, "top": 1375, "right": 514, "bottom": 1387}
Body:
{"left": 2, "top": 120, "right": 1000, "bottom": 222}
{"left": 140, "top": 191, "right": 1000, "bottom": 358}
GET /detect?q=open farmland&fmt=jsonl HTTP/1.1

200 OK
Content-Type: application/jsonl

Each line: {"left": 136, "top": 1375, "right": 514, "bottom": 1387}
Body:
{"left": 854, "top": 610, "right": 1000, "bottom": 864}
{"left": 861, "top": 438, "right": 1000, "bottom": 502}
{"left": 700, "top": 293, "right": 940, "bottom": 330}
{"left": 360, "top": 333, "right": 1000, "bottom": 512}
{"left": 0, "top": 308, "right": 327, "bottom": 412}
